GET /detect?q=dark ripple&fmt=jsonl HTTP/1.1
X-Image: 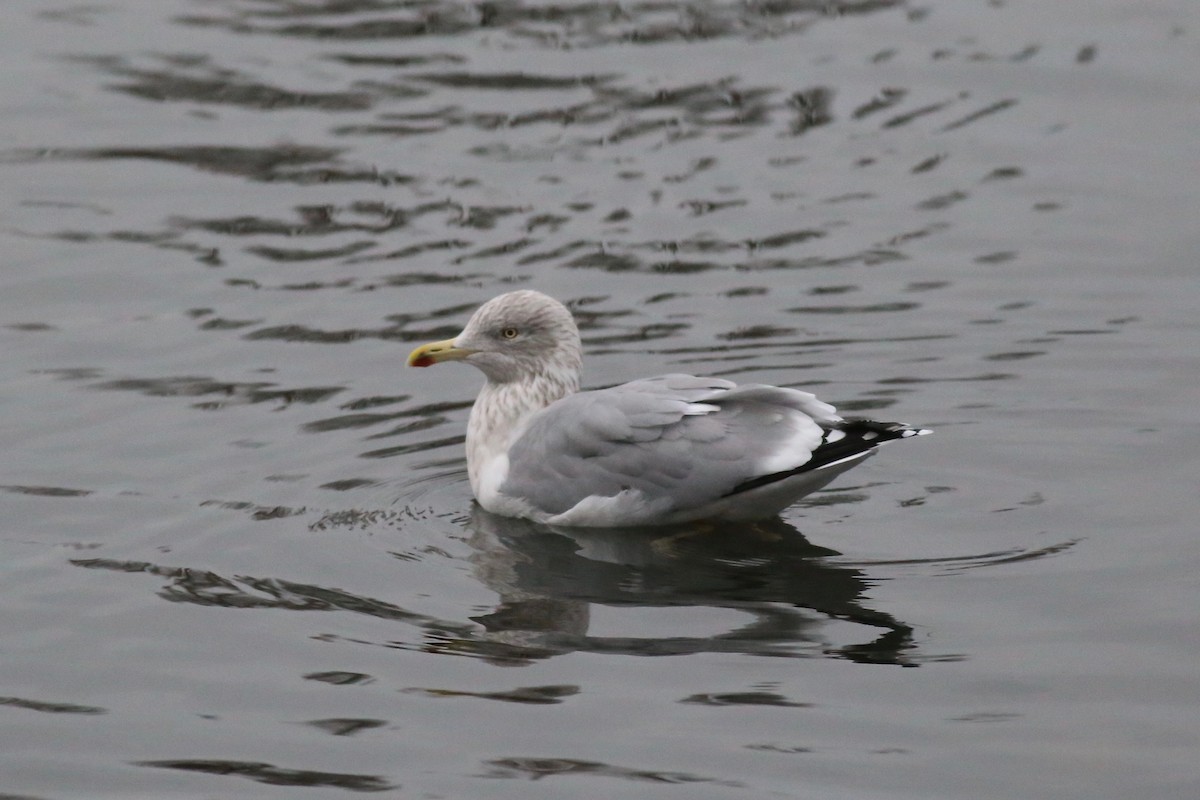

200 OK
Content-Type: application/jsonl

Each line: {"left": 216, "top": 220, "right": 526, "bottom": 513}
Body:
{"left": 752, "top": 229, "right": 828, "bottom": 249}
{"left": 69, "top": 52, "right": 379, "bottom": 108}
{"left": 584, "top": 322, "right": 690, "bottom": 345}
{"left": 523, "top": 230, "right": 847, "bottom": 273}
{"left": 410, "top": 71, "right": 614, "bottom": 90}
{"left": 360, "top": 434, "right": 465, "bottom": 459}
{"left": 916, "top": 190, "right": 969, "bottom": 211}
{"left": 328, "top": 52, "right": 466, "bottom": 68}
{"left": 877, "top": 372, "right": 1015, "bottom": 384}
{"left": 654, "top": 332, "right": 953, "bottom": 358}
{"left": 748, "top": 249, "right": 909, "bottom": 270}
{"left": 787, "top": 302, "right": 921, "bottom": 314}
{"left": 339, "top": 394, "right": 411, "bottom": 411}
{"left": 198, "top": 316, "right": 261, "bottom": 330}
{"left": 831, "top": 397, "right": 901, "bottom": 413}
{"left": 717, "top": 324, "right": 798, "bottom": 341}
{"left": 481, "top": 756, "right": 735, "bottom": 785}
{"left": 1, "top": 145, "right": 410, "bottom": 185}
{"left": 984, "top": 350, "right": 1045, "bottom": 362}
{"left": 239, "top": 315, "right": 470, "bottom": 343}
{"left": 303, "top": 671, "right": 374, "bottom": 686}
{"left": 983, "top": 166, "right": 1024, "bottom": 181}
{"left": 248, "top": 241, "right": 376, "bottom": 262}
{"left": 911, "top": 153, "right": 946, "bottom": 174}
{"left": 319, "top": 478, "right": 381, "bottom": 491}
{"left": 882, "top": 97, "right": 957, "bottom": 128}
{"left": 707, "top": 361, "right": 836, "bottom": 380}
{"left": 1, "top": 484, "right": 93, "bottom": 498}
{"left": 182, "top": 11, "right": 479, "bottom": 41}
{"left": 563, "top": 250, "right": 641, "bottom": 271}
{"left": 975, "top": 251, "right": 1018, "bottom": 264}
{"left": 108, "top": 68, "right": 374, "bottom": 111}
{"left": 303, "top": 718, "right": 388, "bottom": 736}
{"left": 0, "top": 696, "right": 106, "bottom": 715}
{"left": 198, "top": 500, "right": 308, "bottom": 521}
{"left": 403, "top": 684, "right": 579, "bottom": 705}
{"left": 679, "top": 198, "right": 747, "bottom": 217}
{"left": 853, "top": 87, "right": 907, "bottom": 119}
{"left": 681, "top": 691, "right": 810, "bottom": 708}
{"left": 70, "top": 557, "right": 459, "bottom": 624}
{"left": 306, "top": 412, "right": 407, "bottom": 434}
{"left": 92, "top": 376, "right": 344, "bottom": 407}
{"left": 362, "top": 416, "right": 447, "bottom": 441}
{"left": 939, "top": 98, "right": 1018, "bottom": 133}
{"left": 135, "top": 760, "right": 395, "bottom": 792}
{"left": 4, "top": 322, "right": 57, "bottom": 332}
{"left": 180, "top": 0, "right": 903, "bottom": 48}
{"left": 175, "top": 201, "right": 447, "bottom": 237}
{"left": 840, "top": 539, "right": 1081, "bottom": 574}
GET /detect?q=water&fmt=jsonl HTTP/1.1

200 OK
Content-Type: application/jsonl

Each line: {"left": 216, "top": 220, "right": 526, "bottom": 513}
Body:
{"left": 2, "top": 1, "right": 1198, "bottom": 797}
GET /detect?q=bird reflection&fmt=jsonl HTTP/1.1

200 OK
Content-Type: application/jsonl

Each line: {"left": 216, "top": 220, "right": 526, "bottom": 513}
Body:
{"left": 69, "top": 506, "right": 920, "bottom": 668}
{"left": 463, "top": 507, "right": 917, "bottom": 666}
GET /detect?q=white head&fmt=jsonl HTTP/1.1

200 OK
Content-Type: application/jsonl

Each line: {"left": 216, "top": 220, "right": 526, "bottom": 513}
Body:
{"left": 408, "top": 290, "right": 583, "bottom": 388}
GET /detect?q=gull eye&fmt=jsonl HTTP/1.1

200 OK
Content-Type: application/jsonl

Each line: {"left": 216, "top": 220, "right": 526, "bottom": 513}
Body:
{"left": 500, "top": 327, "right": 520, "bottom": 340}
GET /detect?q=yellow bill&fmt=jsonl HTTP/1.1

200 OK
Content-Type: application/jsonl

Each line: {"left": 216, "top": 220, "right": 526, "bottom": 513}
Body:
{"left": 407, "top": 338, "right": 474, "bottom": 368}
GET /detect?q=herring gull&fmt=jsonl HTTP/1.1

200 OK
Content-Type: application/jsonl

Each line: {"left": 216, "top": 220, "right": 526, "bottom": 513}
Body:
{"left": 408, "top": 290, "right": 929, "bottom": 527}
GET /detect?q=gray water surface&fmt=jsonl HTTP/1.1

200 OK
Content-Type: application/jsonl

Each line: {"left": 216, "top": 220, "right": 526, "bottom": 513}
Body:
{"left": 2, "top": 1, "right": 1199, "bottom": 798}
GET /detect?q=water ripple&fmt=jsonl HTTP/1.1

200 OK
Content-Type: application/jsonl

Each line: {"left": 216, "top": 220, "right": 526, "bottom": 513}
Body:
{"left": 135, "top": 760, "right": 396, "bottom": 792}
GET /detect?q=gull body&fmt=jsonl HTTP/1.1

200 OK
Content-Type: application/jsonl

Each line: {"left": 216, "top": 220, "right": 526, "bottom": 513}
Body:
{"left": 408, "top": 290, "right": 929, "bottom": 527}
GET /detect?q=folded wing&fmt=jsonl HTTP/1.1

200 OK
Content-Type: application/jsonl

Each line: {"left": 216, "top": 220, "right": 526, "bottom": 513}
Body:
{"left": 500, "top": 374, "right": 856, "bottom": 520}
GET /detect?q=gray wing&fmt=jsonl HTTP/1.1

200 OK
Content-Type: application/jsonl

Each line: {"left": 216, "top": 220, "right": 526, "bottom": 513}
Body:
{"left": 500, "top": 374, "right": 843, "bottom": 516}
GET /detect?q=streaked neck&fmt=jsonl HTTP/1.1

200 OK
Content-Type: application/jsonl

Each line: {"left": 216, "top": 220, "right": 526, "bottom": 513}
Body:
{"left": 466, "top": 369, "right": 579, "bottom": 493}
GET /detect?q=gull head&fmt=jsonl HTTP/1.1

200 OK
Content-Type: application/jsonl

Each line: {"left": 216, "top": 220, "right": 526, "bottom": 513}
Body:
{"left": 407, "top": 290, "right": 583, "bottom": 387}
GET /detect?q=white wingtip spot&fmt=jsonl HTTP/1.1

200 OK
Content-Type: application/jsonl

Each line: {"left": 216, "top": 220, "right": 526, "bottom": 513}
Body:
{"left": 824, "top": 429, "right": 846, "bottom": 444}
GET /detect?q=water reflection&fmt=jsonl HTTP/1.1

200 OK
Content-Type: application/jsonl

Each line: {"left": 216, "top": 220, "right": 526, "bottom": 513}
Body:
{"left": 71, "top": 505, "right": 918, "bottom": 667}
{"left": 463, "top": 507, "right": 917, "bottom": 666}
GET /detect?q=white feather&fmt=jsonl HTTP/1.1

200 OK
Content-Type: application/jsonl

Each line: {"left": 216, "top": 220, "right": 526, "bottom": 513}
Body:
{"left": 755, "top": 413, "right": 825, "bottom": 476}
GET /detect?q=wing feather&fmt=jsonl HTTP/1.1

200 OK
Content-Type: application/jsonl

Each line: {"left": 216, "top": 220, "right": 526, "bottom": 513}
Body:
{"left": 500, "top": 375, "right": 843, "bottom": 516}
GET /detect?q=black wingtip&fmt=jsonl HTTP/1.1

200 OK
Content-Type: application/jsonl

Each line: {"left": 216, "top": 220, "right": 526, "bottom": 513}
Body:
{"left": 724, "top": 418, "right": 929, "bottom": 497}
{"left": 835, "top": 419, "right": 931, "bottom": 444}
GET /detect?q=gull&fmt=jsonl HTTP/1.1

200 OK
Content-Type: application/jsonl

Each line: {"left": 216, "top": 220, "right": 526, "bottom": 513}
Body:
{"left": 408, "top": 290, "right": 929, "bottom": 527}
